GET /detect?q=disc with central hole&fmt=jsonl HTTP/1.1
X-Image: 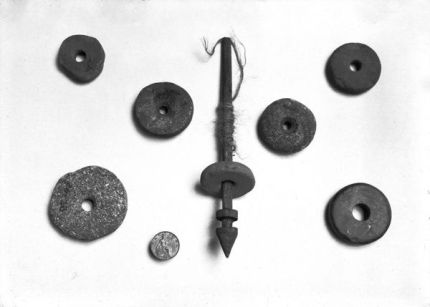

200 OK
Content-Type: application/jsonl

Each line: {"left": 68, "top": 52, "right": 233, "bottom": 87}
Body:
{"left": 200, "top": 161, "right": 255, "bottom": 198}
{"left": 326, "top": 43, "right": 381, "bottom": 94}
{"left": 58, "top": 35, "right": 105, "bottom": 83}
{"left": 258, "top": 98, "right": 316, "bottom": 154}
{"left": 133, "top": 82, "right": 194, "bottom": 137}
{"left": 328, "top": 183, "right": 391, "bottom": 245}
{"left": 49, "top": 166, "right": 127, "bottom": 241}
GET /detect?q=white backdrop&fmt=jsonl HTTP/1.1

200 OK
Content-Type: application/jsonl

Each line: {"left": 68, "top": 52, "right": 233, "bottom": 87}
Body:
{"left": 1, "top": 0, "right": 430, "bottom": 306}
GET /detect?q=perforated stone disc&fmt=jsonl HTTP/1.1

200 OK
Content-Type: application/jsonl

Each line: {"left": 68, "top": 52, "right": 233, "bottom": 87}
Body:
{"left": 200, "top": 161, "right": 255, "bottom": 198}
{"left": 58, "top": 34, "right": 105, "bottom": 83}
{"left": 258, "top": 98, "right": 316, "bottom": 154}
{"left": 133, "top": 82, "right": 194, "bottom": 137}
{"left": 49, "top": 166, "right": 127, "bottom": 241}
{"left": 326, "top": 43, "right": 381, "bottom": 94}
{"left": 328, "top": 183, "right": 391, "bottom": 245}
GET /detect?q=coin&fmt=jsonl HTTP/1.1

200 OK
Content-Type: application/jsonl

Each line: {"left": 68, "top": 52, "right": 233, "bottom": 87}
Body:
{"left": 150, "top": 231, "right": 180, "bottom": 261}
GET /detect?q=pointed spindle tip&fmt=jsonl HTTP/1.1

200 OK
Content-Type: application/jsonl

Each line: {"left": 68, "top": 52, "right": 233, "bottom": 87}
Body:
{"left": 216, "top": 227, "right": 238, "bottom": 258}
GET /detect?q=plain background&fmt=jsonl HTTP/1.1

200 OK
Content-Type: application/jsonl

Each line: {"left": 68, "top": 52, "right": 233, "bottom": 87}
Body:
{"left": 1, "top": 0, "right": 430, "bottom": 306}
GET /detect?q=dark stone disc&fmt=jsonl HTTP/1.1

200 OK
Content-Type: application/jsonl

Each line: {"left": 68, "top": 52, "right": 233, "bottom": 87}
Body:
{"left": 200, "top": 161, "right": 255, "bottom": 198}
{"left": 328, "top": 183, "right": 391, "bottom": 245}
{"left": 133, "top": 82, "right": 194, "bottom": 137}
{"left": 258, "top": 98, "right": 316, "bottom": 154}
{"left": 58, "top": 35, "right": 105, "bottom": 83}
{"left": 326, "top": 43, "right": 381, "bottom": 94}
{"left": 49, "top": 166, "right": 128, "bottom": 241}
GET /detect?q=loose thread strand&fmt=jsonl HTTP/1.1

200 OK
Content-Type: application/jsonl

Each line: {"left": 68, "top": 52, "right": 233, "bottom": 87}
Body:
{"left": 202, "top": 37, "right": 246, "bottom": 101}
